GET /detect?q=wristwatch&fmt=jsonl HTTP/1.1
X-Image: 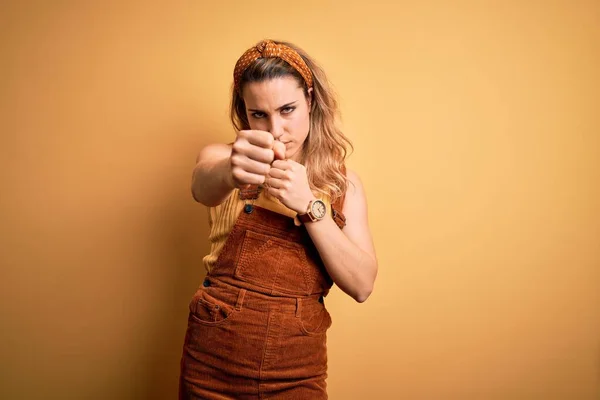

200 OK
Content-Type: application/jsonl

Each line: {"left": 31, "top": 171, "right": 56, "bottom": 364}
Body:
{"left": 297, "top": 199, "right": 327, "bottom": 223}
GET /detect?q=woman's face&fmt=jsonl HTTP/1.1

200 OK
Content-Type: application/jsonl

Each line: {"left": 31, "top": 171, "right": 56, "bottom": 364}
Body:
{"left": 242, "top": 76, "right": 312, "bottom": 162}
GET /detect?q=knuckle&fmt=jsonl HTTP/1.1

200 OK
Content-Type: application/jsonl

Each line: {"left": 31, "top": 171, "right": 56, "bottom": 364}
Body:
{"left": 265, "top": 149, "right": 275, "bottom": 162}
{"left": 232, "top": 140, "right": 244, "bottom": 153}
{"left": 232, "top": 172, "right": 244, "bottom": 185}
{"left": 230, "top": 154, "right": 240, "bottom": 165}
{"left": 262, "top": 132, "right": 274, "bottom": 146}
{"left": 231, "top": 166, "right": 243, "bottom": 178}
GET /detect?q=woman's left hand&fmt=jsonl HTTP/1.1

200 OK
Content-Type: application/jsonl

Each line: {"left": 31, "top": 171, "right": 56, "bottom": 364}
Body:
{"left": 266, "top": 160, "right": 314, "bottom": 214}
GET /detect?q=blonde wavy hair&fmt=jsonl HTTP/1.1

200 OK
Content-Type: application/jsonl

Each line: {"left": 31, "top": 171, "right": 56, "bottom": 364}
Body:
{"left": 229, "top": 40, "right": 353, "bottom": 203}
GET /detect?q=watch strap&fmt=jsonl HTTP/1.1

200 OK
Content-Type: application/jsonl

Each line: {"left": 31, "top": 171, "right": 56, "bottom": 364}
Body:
{"left": 297, "top": 212, "right": 314, "bottom": 223}
{"left": 330, "top": 164, "right": 347, "bottom": 229}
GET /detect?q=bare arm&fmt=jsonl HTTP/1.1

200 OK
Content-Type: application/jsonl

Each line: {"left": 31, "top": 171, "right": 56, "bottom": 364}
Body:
{"left": 191, "top": 131, "right": 285, "bottom": 207}
{"left": 266, "top": 163, "right": 378, "bottom": 302}
{"left": 191, "top": 143, "right": 235, "bottom": 206}
{"left": 304, "top": 169, "right": 378, "bottom": 302}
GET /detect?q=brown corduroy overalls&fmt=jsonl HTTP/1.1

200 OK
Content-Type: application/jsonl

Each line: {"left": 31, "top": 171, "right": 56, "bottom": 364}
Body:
{"left": 179, "top": 185, "right": 346, "bottom": 400}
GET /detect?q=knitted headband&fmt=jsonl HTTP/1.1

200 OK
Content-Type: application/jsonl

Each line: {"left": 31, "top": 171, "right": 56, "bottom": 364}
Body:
{"left": 233, "top": 40, "right": 314, "bottom": 92}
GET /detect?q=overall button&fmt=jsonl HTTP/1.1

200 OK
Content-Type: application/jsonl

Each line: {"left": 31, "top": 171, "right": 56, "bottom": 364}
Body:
{"left": 203, "top": 279, "right": 211, "bottom": 287}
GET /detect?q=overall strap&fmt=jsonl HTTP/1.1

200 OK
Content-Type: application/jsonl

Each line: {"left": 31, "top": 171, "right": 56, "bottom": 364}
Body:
{"left": 331, "top": 165, "right": 347, "bottom": 230}
{"left": 239, "top": 185, "right": 262, "bottom": 200}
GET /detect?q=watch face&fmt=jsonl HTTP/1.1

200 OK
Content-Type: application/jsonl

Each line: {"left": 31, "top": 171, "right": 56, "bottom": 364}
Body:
{"left": 311, "top": 200, "right": 327, "bottom": 219}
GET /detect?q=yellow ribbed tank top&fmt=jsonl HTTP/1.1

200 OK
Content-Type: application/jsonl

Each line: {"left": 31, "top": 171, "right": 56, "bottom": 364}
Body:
{"left": 202, "top": 189, "right": 332, "bottom": 272}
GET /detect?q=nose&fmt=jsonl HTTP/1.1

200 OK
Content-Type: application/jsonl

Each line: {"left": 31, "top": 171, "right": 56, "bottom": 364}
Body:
{"left": 269, "top": 116, "right": 284, "bottom": 140}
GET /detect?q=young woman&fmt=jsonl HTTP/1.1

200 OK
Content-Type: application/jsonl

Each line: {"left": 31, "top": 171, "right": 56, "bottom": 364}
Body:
{"left": 179, "top": 39, "right": 378, "bottom": 399}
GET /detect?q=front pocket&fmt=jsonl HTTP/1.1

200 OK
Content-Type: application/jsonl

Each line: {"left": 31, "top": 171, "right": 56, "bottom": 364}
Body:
{"left": 188, "top": 289, "right": 235, "bottom": 326}
{"left": 299, "top": 302, "right": 332, "bottom": 336}
{"left": 235, "top": 230, "right": 315, "bottom": 295}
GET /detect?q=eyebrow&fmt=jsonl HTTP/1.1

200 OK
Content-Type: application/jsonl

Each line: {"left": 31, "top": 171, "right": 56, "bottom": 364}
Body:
{"left": 247, "top": 101, "right": 298, "bottom": 113}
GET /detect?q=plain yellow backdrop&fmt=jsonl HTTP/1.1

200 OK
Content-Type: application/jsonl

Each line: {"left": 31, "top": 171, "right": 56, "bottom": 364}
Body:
{"left": 1, "top": 1, "right": 599, "bottom": 399}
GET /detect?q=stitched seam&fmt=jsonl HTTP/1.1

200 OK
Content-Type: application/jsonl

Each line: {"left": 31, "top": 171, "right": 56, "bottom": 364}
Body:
{"left": 258, "top": 311, "right": 273, "bottom": 382}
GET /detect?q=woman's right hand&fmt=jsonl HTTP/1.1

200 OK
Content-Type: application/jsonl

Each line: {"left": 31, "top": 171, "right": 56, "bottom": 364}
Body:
{"left": 229, "top": 130, "right": 286, "bottom": 188}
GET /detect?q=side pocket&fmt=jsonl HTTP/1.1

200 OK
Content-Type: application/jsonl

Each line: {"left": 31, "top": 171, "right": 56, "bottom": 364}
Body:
{"left": 188, "top": 289, "right": 236, "bottom": 326}
{"left": 299, "top": 301, "right": 332, "bottom": 336}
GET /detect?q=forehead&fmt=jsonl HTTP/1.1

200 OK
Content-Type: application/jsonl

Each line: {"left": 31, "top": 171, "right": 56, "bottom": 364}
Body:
{"left": 242, "top": 76, "right": 304, "bottom": 107}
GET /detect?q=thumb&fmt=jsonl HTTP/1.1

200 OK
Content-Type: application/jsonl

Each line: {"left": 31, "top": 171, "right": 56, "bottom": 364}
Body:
{"left": 272, "top": 140, "right": 286, "bottom": 160}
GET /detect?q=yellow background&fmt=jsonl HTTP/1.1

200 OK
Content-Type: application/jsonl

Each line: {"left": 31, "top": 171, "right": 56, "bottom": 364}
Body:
{"left": 1, "top": 1, "right": 599, "bottom": 399}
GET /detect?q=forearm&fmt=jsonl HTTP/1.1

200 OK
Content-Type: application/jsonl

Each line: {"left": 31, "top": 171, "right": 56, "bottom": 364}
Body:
{"left": 305, "top": 216, "right": 377, "bottom": 303}
{"left": 191, "top": 148, "right": 235, "bottom": 206}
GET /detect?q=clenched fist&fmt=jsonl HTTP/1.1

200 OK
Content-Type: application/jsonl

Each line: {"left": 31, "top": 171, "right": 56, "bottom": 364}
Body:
{"left": 229, "top": 130, "right": 286, "bottom": 188}
{"left": 265, "top": 159, "right": 315, "bottom": 214}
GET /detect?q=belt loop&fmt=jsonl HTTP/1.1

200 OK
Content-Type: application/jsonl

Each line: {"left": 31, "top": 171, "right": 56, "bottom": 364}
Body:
{"left": 235, "top": 288, "right": 246, "bottom": 311}
{"left": 295, "top": 298, "right": 302, "bottom": 318}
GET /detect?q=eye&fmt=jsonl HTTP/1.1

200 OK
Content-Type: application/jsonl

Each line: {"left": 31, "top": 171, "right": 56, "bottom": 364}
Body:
{"left": 251, "top": 112, "right": 266, "bottom": 119}
{"left": 281, "top": 106, "right": 296, "bottom": 114}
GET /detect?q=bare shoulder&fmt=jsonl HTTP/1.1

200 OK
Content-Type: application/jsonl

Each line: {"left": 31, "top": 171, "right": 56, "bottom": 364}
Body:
{"left": 345, "top": 168, "right": 364, "bottom": 193}
{"left": 340, "top": 168, "right": 376, "bottom": 258}
{"left": 196, "top": 142, "right": 233, "bottom": 164}
{"left": 341, "top": 168, "right": 371, "bottom": 226}
{"left": 343, "top": 168, "right": 368, "bottom": 207}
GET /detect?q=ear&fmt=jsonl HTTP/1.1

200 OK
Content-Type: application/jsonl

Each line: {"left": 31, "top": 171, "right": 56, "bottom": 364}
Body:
{"left": 307, "top": 87, "right": 314, "bottom": 110}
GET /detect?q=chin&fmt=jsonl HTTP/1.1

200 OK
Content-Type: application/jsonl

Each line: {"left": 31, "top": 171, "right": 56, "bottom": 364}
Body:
{"left": 288, "top": 149, "right": 302, "bottom": 162}
{"left": 283, "top": 144, "right": 295, "bottom": 159}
